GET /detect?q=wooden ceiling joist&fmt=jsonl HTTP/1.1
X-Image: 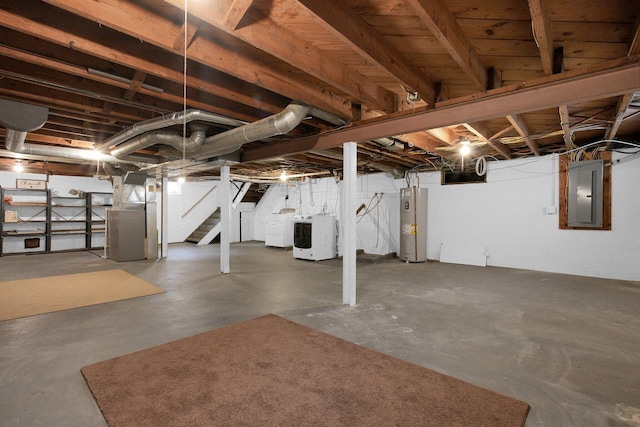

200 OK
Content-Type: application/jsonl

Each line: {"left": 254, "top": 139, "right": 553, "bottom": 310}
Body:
{"left": 0, "top": 6, "right": 286, "bottom": 119}
{"left": 297, "top": 0, "right": 438, "bottom": 105}
{"left": 462, "top": 123, "right": 512, "bottom": 159}
{"left": 407, "top": 0, "right": 488, "bottom": 90}
{"left": 37, "top": 0, "right": 353, "bottom": 117}
{"left": 223, "top": 0, "right": 255, "bottom": 31}
{"left": 606, "top": 15, "right": 640, "bottom": 141}
{"left": 528, "top": 0, "right": 555, "bottom": 76}
{"left": 243, "top": 58, "right": 640, "bottom": 162}
{"left": 528, "top": 0, "right": 572, "bottom": 151}
{"left": 172, "top": 19, "right": 200, "bottom": 52}
{"left": 506, "top": 114, "right": 541, "bottom": 156}
{"left": 162, "top": 0, "right": 397, "bottom": 113}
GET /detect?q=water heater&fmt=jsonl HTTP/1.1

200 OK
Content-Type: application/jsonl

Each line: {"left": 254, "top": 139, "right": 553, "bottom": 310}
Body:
{"left": 399, "top": 187, "right": 427, "bottom": 262}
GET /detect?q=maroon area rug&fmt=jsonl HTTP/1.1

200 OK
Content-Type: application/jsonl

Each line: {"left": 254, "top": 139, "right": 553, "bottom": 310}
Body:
{"left": 81, "top": 314, "right": 530, "bottom": 426}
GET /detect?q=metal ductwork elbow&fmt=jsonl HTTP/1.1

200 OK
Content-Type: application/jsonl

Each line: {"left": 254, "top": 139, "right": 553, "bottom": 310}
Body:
{"left": 0, "top": 99, "right": 49, "bottom": 152}
{"left": 110, "top": 123, "right": 208, "bottom": 159}
{"left": 98, "top": 109, "right": 246, "bottom": 153}
{"left": 192, "top": 102, "right": 312, "bottom": 160}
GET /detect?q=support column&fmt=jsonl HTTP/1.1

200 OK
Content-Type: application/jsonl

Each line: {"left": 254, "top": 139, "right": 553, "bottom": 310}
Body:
{"left": 220, "top": 165, "right": 231, "bottom": 274}
{"left": 160, "top": 176, "right": 169, "bottom": 258}
{"left": 342, "top": 142, "right": 357, "bottom": 306}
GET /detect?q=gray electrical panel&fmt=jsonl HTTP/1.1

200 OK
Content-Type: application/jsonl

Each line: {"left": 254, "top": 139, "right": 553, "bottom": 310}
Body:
{"left": 567, "top": 160, "right": 603, "bottom": 228}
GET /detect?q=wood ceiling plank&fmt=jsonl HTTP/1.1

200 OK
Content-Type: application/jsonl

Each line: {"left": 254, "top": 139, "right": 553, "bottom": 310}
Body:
{"left": 406, "top": 0, "right": 488, "bottom": 90}
{"left": 37, "top": 0, "right": 353, "bottom": 117}
{"left": 297, "top": 0, "right": 437, "bottom": 104}
{"left": 162, "top": 0, "right": 397, "bottom": 113}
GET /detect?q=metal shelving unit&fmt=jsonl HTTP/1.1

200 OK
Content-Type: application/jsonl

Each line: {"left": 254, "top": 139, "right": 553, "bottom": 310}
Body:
{"left": 0, "top": 188, "right": 113, "bottom": 256}
{"left": 88, "top": 192, "right": 113, "bottom": 250}
{"left": 1, "top": 187, "right": 51, "bottom": 255}
{"left": 50, "top": 194, "right": 89, "bottom": 252}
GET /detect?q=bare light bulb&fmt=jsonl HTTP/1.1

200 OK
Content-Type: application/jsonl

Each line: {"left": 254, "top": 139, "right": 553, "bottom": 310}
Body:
{"left": 459, "top": 140, "right": 471, "bottom": 156}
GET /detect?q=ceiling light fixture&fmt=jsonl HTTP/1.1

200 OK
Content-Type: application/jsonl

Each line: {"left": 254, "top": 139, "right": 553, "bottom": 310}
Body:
{"left": 280, "top": 170, "right": 288, "bottom": 181}
{"left": 459, "top": 139, "right": 471, "bottom": 170}
{"left": 14, "top": 161, "right": 24, "bottom": 173}
{"left": 460, "top": 140, "right": 471, "bottom": 156}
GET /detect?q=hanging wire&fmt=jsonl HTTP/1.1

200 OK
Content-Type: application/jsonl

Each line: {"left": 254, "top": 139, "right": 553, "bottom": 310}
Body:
{"left": 181, "top": 0, "right": 188, "bottom": 175}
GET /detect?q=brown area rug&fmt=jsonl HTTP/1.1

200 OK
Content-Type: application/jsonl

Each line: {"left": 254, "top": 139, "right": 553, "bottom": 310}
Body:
{"left": 0, "top": 269, "right": 164, "bottom": 322}
{"left": 82, "top": 314, "right": 530, "bottom": 426}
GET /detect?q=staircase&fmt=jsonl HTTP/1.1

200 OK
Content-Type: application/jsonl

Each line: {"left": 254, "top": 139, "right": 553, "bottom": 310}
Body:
{"left": 186, "top": 208, "right": 220, "bottom": 244}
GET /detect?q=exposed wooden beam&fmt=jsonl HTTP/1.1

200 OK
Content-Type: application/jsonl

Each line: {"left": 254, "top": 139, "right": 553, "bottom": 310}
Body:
{"left": 528, "top": 0, "right": 571, "bottom": 152}
{"left": 123, "top": 70, "right": 146, "bottom": 101}
{"left": 162, "top": 0, "right": 397, "bottom": 113}
{"left": 0, "top": 156, "right": 95, "bottom": 176}
{"left": 172, "top": 19, "right": 200, "bottom": 52}
{"left": 403, "top": 133, "right": 458, "bottom": 162}
{"left": 558, "top": 105, "right": 573, "bottom": 150}
{"left": 506, "top": 114, "right": 540, "bottom": 156}
{"left": 297, "top": 0, "right": 437, "bottom": 104}
{"left": 462, "top": 123, "right": 512, "bottom": 159}
{"left": 0, "top": 44, "right": 267, "bottom": 123}
{"left": 406, "top": 0, "right": 487, "bottom": 90}
{"left": 223, "top": 0, "right": 254, "bottom": 30}
{"left": 426, "top": 127, "right": 457, "bottom": 144}
{"left": 528, "top": 0, "right": 554, "bottom": 75}
{"left": 0, "top": 80, "right": 154, "bottom": 123}
{"left": 0, "top": 130, "right": 95, "bottom": 149}
{"left": 629, "top": 14, "right": 640, "bottom": 56}
{"left": 605, "top": 92, "right": 635, "bottom": 140}
{"left": 36, "top": 0, "right": 352, "bottom": 117}
{"left": 243, "top": 57, "right": 640, "bottom": 162}
{"left": 606, "top": 16, "right": 640, "bottom": 141}
{"left": 490, "top": 125, "right": 515, "bottom": 142}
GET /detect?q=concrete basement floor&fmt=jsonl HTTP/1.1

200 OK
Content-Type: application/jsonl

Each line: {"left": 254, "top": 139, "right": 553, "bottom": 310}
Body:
{"left": 1, "top": 242, "right": 639, "bottom": 426}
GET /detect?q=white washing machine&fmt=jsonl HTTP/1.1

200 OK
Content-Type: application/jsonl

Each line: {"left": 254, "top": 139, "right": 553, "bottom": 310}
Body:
{"left": 293, "top": 214, "right": 336, "bottom": 261}
{"left": 265, "top": 210, "right": 296, "bottom": 248}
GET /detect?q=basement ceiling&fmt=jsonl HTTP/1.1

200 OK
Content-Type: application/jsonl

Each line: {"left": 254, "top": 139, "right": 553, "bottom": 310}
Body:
{"left": 0, "top": 0, "right": 639, "bottom": 181}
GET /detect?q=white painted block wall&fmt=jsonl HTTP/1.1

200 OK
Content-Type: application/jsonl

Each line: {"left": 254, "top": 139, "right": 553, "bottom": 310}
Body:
{"left": 254, "top": 153, "right": 640, "bottom": 281}
{"left": 166, "top": 180, "right": 250, "bottom": 244}
{"left": 3, "top": 150, "right": 637, "bottom": 282}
